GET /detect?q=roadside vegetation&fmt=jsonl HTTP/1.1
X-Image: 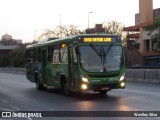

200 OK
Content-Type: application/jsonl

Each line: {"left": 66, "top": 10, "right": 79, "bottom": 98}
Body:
{"left": 146, "top": 18, "right": 160, "bottom": 53}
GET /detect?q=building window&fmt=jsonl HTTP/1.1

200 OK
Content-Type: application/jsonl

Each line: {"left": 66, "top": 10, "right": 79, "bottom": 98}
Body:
{"left": 145, "top": 39, "right": 150, "bottom": 52}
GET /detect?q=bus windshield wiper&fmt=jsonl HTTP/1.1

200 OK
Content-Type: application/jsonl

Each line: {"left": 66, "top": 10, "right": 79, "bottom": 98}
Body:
{"left": 90, "top": 43, "right": 113, "bottom": 73}
{"left": 90, "top": 44, "right": 101, "bottom": 57}
{"left": 100, "top": 43, "right": 113, "bottom": 72}
{"left": 103, "top": 43, "right": 113, "bottom": 56}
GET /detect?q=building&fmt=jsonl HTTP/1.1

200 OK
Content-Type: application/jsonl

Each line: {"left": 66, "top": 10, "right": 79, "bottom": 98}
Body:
{"left": 124, "top": 0, "right": 160, "bottom": 66}
{"left": 0, "top": 34, "right": 22, "bottom": 46}
{"left": 0, "top": 34, "right": 22, "bottom": 67}
{"left": 85, "top": 24, "right": 105, "bottom": 34}
{"left": 0, "top": 45, "right": 18, "bottom": 67}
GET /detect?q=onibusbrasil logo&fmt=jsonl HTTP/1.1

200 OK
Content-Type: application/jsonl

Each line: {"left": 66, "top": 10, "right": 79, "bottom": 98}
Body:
{"left": 1, "top": 112, "right": 42, "bottom": 118}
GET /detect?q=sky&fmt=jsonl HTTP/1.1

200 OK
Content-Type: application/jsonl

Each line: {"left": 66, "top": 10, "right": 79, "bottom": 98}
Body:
{"left": 0, "top": 0, "right": 159, "bottom": 43}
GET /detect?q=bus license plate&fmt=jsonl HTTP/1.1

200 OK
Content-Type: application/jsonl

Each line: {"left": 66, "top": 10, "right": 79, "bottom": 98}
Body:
{"left": 102, "top": 87, "right": 109, "bottom": 90}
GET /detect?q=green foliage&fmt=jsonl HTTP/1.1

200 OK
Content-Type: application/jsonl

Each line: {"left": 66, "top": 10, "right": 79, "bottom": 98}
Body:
{"left": 146, "top": 18, "right": 160, "bottom": 33}
{"left": 9, "top": 45, "right": 26, "bottom": 67}
{"left": 0, "top": 54, "right": 10, "bottom": 67}
{"left": 11, "top": 50, "right": 26, "bottom": 67}
{"left": 0, "top": 56, "right": 5, "bottom": 67}
{"left": 146, "top": 18, "right": 160, "bottom": 53}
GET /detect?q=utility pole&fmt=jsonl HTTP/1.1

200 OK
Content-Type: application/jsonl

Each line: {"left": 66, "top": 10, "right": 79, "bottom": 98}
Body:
{"left": 59, "top": 15, "right": 62, "bottom": 38}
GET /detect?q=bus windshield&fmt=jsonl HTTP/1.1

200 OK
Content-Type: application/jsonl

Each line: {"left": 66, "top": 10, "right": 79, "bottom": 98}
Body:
{"left": 79, "top": 45, "right": 123, "bottom": 72}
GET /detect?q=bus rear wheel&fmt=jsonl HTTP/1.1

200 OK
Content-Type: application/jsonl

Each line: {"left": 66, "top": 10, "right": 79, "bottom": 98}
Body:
{"left": 35, "top": 75, "right": 47, "bottom": 90}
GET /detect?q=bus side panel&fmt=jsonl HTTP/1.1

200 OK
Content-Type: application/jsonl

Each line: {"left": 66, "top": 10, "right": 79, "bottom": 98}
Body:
{"left": 46, "top": 63, "right": 68, "bottom": 88}
{"left": 46, "top": 63, "right": 55, "bottom": 86}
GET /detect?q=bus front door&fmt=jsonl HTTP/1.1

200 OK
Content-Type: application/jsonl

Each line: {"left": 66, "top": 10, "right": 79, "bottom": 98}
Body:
{"left": 70, "top": 47, "right": 78, "bottom": 90}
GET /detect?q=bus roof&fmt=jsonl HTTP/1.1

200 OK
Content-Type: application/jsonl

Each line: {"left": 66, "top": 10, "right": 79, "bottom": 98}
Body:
{"left": 26, "top": 34, "right": 120, "bottom": 49}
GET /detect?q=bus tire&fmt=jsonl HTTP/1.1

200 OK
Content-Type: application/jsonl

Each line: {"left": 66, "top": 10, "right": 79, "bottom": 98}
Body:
{"left": 99, "top": 90, "right": 108, "bottom": 95}
{"left": 35, "top": 74, "right": 46, "bottom": 90}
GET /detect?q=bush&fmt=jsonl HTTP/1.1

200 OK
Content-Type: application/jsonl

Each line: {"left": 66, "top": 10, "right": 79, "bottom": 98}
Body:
{"left": 9, "top": 45, "right": 26, "bottom": 68}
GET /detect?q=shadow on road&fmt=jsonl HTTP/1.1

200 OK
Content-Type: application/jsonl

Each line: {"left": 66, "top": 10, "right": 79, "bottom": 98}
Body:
{"left": 41, "top": 87, "right": 122, "bottom": 102}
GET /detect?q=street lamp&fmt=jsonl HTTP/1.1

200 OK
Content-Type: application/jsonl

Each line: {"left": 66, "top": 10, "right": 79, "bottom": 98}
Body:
{"left": 59, "top": 15, "right": 62, "bottom": 38}
{"left": 88, "top": 12, "right": 93, "bottom": 28}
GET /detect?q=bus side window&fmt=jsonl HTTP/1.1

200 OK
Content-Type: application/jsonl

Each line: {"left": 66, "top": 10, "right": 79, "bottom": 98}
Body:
{"left": 53, "top": 45, "right": 59, "bottom": 63}
{"left": 26, "top": 50, "right": 30, "bottom": 62}
{"left": 32, "top": 49, "right": 36, "bottom": 62}
{"left": 28, "top": 49, "right": 33, "bottom": 63}
{"left": 60, "top": 45, "right": 68, "bottom": 63}
{"left": 38, "top": 48, "right": 41, "bottom": 62}
{"left": 34, "top": 48, "right": 40, "bottom": 62}
{"left": 48, "top": 45, "right": 54, "bottom": 62}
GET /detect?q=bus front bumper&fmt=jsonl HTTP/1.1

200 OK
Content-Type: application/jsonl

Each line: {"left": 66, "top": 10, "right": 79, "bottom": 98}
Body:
{"left": 80, "top": 82, "right": 126, "bottom": 92}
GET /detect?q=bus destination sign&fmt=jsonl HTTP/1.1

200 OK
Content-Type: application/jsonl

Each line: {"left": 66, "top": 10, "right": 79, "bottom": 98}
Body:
{"left": 83, "top": 37, "right": 111, "bottom": 43}
{"left": 78, "top": 36, "right": 121, "bottom": 43}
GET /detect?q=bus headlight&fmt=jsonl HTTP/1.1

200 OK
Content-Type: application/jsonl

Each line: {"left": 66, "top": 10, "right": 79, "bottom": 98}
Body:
{"left": 119, "top": 75, "right": 125, "bottom": 81}
{"left": 120, "top": 82, "right": 125, "bottom": 88}
{"left": 81, "top": 84, "right": 88, "bottom": 90}
{"left": 81, "top": 75, "right": 89, "bottom": 83}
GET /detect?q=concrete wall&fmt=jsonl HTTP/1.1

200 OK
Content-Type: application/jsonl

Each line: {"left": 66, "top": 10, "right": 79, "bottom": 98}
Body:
{"left": 126, "top": 69, "right": 160, "bottom": 85}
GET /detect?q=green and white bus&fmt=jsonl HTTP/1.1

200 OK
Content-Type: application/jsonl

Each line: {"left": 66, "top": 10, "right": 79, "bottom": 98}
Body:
{"left": 26, "top": 34, "right": 126, "bottom": 95}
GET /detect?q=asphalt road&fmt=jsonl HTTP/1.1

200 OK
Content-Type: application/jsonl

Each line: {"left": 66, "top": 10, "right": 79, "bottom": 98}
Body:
{"left": 0, "top": 72, "right": 160, "bottom": 120}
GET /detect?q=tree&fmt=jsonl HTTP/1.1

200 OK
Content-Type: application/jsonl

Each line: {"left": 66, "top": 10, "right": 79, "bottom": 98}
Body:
{"left": 60, "top": 25, "right": 84, "bottom": 37}
{"left": 9, "top": 44, "right": 27, "bottom": 67}
{"left": 37, "top": 29, "right": 59, "bottom": 40}
{"left": 103, "top": 20, "right": 125, "bottom": 36}
{"left": 103, "top": 20, "right": 125, "bottom": 45}
{"left": 0, "top": 56, "right": 6, "bottom": 67}
{"left": 146, "top": 18, "right": 160, "bottom": 53}
{"left": 37, "top": 25, "right": 84, "bottom": 41}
